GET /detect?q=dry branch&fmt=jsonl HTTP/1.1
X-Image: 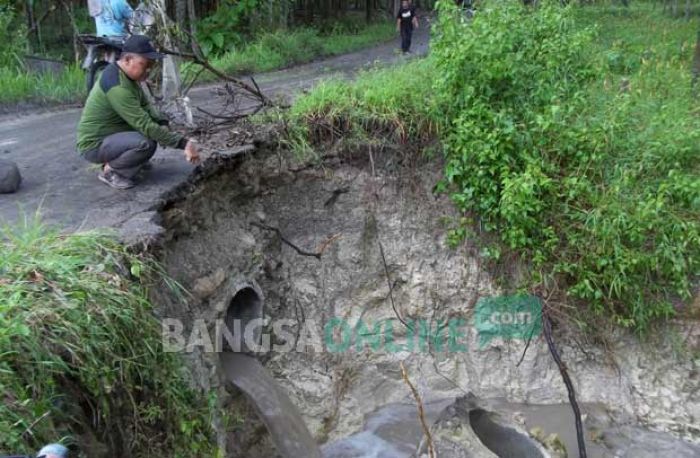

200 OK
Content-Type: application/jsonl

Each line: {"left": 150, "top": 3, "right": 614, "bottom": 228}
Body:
{"left": 542, "top": 307, "right": 587, "bottom": 458}
{"left": 399, "top": 362, "right": 436, "bottom": 458}
{"left": 250, "top": 222, "right": 340, "bottom": 259}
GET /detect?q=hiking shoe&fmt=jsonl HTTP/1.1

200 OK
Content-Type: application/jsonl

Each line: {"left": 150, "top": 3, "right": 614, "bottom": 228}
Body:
{"left": 98, "top": 170, "right": 135, "bottom": 190}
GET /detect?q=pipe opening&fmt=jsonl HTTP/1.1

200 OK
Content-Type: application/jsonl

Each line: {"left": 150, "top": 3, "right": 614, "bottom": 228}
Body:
{"left": 223, "top": 287, "right": 263, "bottom": 353}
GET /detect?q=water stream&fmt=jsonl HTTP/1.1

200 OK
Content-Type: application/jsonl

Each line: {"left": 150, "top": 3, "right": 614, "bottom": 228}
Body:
{"left": 220, "top": 352, "right": 322, "bottom": 458}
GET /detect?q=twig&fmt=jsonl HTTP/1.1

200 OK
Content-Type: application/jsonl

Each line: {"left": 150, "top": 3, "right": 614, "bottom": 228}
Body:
{"left": 251, "top": 221, "right": 340, "bottom": 259}
{"left": 183, "top": 66, "right": 205, "bottom": 94}
{"left": 21, "top": 410, "right": 50, "bottom": 438}
{"left": 160, "top": 29, "right": 273, "bottom": 106}
{"left": 323, "top": 187, "right": 350, "bottom": 207}
{"left": 400, "top": 362, "right": 436, "bottom": 458}
{"left": 542, "top": 307, "right": 587, "bottom": 458}
{"left": 379, "top": 240, "right": 409, "bottom": 329}
{"left": 316, "top": 234, "right": 342, "bottom": 255}
{"left": 516, "top": 322, "right": 537, "bottom": 367}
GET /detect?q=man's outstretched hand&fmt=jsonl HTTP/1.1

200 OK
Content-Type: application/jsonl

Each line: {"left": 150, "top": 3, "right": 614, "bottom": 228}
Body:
{"left": 185, "top": 139, "right": 200, "bottom": 164}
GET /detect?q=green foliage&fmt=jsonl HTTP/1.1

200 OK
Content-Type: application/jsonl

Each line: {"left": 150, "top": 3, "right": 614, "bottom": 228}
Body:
{"left": 196, "top": 0, "right": 260, "bottom": 56}
{"left": 290, "top": 2, "right": 700, "bottom": 332}
{"left": 0, "top": 4, "right": 26, "bottom": 69}
{"left": 0, "top": 63, "right": 84, "bottom": 105}
{"left": 433, "top": 0, "right": 700, "bottom": 331}
{"left": 286, "top": 58, "right": 438, "bottom": 156}
{"left": 0, "top": 217, "right": 216, "bottom": 456}
{"left": 186, "top": 22, "right": 394, "bottom": 80}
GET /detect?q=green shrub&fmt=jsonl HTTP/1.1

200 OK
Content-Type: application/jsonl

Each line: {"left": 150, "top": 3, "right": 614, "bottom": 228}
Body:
{"left": 433, "top": 0, "right": 700, "bottom": 331}
{"left": 0, "top": 4, "right": 27, "bottom": 69}
{"left": 0, "top": 218, "right": 216, "bottom": 456}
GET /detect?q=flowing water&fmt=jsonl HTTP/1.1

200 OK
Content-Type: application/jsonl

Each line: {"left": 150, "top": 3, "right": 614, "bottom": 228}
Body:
{"left": 220, "top": 352, "right": 322, "bottom": 458}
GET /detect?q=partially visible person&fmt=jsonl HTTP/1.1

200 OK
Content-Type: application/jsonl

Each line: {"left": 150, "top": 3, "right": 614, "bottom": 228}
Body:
{"left": 36, "top": 444, "right": 68, "bottom": 458}
{"left": 396, "top": 0, "right": 419, "bottom": 54}
{"left": 76, "top": 35, "right": 200, "bottom": 190}
{"left": 88, "top": 0, "right": 134, "bottom": 38}
{"left": 0, "top": 442, "right": 68, "bottom": 458}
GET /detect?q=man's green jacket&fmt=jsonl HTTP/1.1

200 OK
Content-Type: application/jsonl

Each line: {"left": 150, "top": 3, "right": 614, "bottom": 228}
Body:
{"left": 76, "top": 63, "right": 186, "bottom": 153}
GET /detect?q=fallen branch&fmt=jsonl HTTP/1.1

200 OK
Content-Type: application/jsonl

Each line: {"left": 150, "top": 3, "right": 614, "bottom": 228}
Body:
{"left": 400, "top": 362, "right": 436, "bottom": 458}
{"left": 251, "top": 221, "right": 340, "bottom": 259}
{"left": 160, "top": 29, "right": 273, "bottom": 106}
{"left": 542, "top": 307, "right": 587, "bottom": 458}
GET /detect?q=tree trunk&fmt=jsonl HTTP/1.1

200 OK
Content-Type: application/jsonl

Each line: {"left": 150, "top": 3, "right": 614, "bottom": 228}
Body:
{"left": 366, "top": 0, "right": 371, "bottom": 23}
{"left": 187, "top": 0, "right": 197, "bottom": 35}
{"left": 175, "top": 0, "right": 187, "bottom": 29}
{"left": 26, "top": 0, "right": 38, "bottom": 52}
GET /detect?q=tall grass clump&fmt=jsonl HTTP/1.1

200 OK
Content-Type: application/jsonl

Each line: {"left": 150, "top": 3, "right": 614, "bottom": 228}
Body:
{"left": 0, "top": 64, "right": 84, "bottom": 106}
{"left": 286, "top": 57, "right": 438, "bottom": 156}
{"left": 433, "top": 0, "right": 700, "bottom": 331}
{"left": 0, "top": 217, "right": 216, "bottom": 456}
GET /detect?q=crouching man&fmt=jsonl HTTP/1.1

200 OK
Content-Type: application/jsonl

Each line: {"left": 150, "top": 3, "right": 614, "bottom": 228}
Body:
{"left": 76, "top": 35, "right": 199, "bottom": 190}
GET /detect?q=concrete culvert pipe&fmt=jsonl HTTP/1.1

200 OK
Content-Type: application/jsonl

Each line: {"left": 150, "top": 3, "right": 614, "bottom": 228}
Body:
{"left": 223, "top": 286, "right": 263, "bottom": 353}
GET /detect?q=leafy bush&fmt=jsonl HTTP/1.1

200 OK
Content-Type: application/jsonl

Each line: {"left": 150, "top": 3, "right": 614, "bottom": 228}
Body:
{"left": 0, "top": 218, "right": 216, "bottom": 456}
{"left": 433, "top": 0, "right": 700, "bottom": 330}
{"left": 196, "top": 0, "right": 259, "bottom": 56}
{"left": 0, "top": 4, "right": 27, "bottom": 69}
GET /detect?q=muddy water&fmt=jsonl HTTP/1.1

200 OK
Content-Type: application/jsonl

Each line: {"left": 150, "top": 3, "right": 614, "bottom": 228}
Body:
{"left": 487, "top": 400, "right": 700, "bottom": 458}
{"left": 220, "top": 353, "right": 322, "bottom": 458}
{"left": 322, "top": 400, "right": 453, "bottom": 457}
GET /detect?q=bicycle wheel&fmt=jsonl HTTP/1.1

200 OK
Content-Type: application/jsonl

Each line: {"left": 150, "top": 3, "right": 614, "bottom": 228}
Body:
{"left": 87, "top": 60, "right": 109, "bottom": 92}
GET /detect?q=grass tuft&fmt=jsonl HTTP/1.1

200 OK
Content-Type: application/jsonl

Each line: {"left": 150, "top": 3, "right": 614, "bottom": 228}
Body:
{"left": 0, "top": 215, "right": 216, "bottom": 456}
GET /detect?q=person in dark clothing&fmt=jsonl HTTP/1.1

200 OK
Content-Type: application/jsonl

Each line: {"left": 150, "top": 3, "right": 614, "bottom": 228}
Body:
{"left": 396, "top": 0, "right": 419, "bottom": 54}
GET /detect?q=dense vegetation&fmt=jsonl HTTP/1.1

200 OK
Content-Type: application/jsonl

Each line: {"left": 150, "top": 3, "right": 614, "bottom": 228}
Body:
{"left": 289, "top": 1, "right": 700, "bottom": 332}
{"left": 0, "top": 218, "right": 217, "bottom": 456}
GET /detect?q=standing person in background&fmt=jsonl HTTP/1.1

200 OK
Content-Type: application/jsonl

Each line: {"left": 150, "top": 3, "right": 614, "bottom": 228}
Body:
{"left": 396, "top": 0, "right": 419, "bottom": 54}
{"left": 88, "top": 0, "right": 134, "bottom": 38}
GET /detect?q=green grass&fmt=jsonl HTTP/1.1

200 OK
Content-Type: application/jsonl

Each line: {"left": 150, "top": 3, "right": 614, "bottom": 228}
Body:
{"left": 285, "top": 57, "right": 438, "bottom": 156}
{"left": 186, "top": 22, "right": 395, "bottom": 81}
{"left": 0, "top": 216, "right": 216, "bottom": 456}
{"left": 0, "top": 64, "right": 84, "bottom": 106}
{"left": 289, "top": 2, "right": 700, "bottom": 332}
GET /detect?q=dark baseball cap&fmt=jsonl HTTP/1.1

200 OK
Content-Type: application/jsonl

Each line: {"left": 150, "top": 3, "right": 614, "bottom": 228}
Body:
{"left": 122, "top": 35, "right": 164, "bottom": 60}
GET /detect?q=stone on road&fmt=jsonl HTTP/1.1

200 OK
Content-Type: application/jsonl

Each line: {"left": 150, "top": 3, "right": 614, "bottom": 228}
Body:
{"left": 0, "top": 159, "right": 21, "bottom": 194}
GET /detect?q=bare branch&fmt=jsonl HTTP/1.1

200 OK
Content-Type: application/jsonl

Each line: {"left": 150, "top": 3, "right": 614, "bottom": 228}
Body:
{"left": 400, "top": 362, "right": 436, "bottom": 458}
{"left": 251, "top": 221, "right": 340, "bottom": 259}
{"left": 542, "top": 307, "right": 587, "bottom": 458}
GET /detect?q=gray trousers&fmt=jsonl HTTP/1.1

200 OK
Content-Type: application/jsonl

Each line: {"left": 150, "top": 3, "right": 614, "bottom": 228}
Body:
{"left": 83, "top": 131, "right": 157, "bottom": 179}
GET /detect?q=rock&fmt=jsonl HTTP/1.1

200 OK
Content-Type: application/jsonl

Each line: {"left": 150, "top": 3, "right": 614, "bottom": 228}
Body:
{"left": 193, "top": 268, "right": 227, "bottom": 300}
{"left": 0, "top": 159, "right": 21, "bottom": 193}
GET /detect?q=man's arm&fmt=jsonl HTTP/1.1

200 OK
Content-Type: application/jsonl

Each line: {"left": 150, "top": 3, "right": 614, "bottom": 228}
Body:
{"left": 145, "top": 103, "right": 170, "bottom": 126}
{"left": 106, "top": 86, "right": 187, "bottom": 149}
